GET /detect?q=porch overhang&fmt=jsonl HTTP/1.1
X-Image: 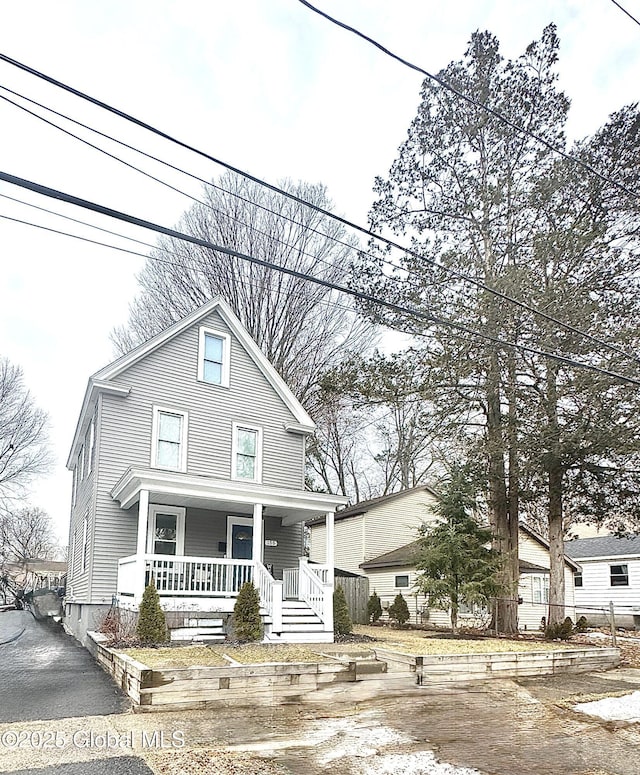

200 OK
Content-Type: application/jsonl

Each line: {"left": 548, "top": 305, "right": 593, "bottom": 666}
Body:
{"left": 111, "top": 467, "right": 347, "bottom": 525}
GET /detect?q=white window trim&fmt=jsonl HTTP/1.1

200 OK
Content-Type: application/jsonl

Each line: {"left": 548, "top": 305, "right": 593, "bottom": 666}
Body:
{"left": 71, "top": 466, "right": 77, "bottom": 507}
{"left": 226, "top": 516, "right": 254, "bottom": 560}
{"left": 88, "top": 418, "right": 95, "bottom": 474}
{"left": 197, "top": 326, "right": 231, "bottom": 387}
{"left": 78, "top": 445, "right": 85, "bottom": 481}
{"left": 231, "top": 422, "right": 263, "bottom": 483}
{"left": 81, "top": 512, "right": 88, "bottom": 572}
{"left": 151, "top": 406, "right": 189, "bottom": 472}
{"left": 146, "top": 505, "right": 186, "bottom": 556}
{"left": 531, "top": 574, "right": 550, "bottom": 604}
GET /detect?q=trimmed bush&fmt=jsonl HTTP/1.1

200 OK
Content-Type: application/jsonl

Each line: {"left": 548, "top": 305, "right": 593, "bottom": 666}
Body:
{"left": 232, "top": 582, "right": 263, "bottom": 642}
{"left": 389, "top": 592, "right": 410, "bottom": 627}
{"left": 545, "top": 616, "right": 574, "bottom": 641}
{"left": 333, "top": 585, "right": 353, "bottom": 635}
{"left": 575, "top": 615, "right": 589, "bottom": 633}
{"left": 136, "top": 583, "right": 169, "bottom": 644}
{"left": 367, "top": 591, "right": 382, "bottom": 624}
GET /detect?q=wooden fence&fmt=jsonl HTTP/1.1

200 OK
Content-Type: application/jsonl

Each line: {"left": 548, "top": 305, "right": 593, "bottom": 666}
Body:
{"left": 336, "top": 575, "right": 369, "bottom": 624}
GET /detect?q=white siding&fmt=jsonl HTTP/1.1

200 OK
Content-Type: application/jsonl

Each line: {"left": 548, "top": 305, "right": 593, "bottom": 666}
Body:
{"left": 363, "top": 489, "right": 438, "bottom": 561}
{"left": 309, "top": 515, "right": 365, "bottom": 575}
{"left": 573, "top": 556, "right": 640, "bottom": 616}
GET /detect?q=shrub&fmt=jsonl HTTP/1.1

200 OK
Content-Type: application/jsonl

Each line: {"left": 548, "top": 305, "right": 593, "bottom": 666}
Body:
{"left": 367, "top": 591, "right": 383, "bottom": 624}
{"left": 389, "top": 592, "right": 410, "bottom": 627}
{"left": 333, "top": 586, "right": 353, "bottom": 635}
{"left": 136, "top": 583, "right": 169, "bottom": 644}
{"left": 97, "top": 606, "right": 137, "bottom": 645}
{"left": 545, "top": 616, "right": 574, "bottom": 641}
{"left": 575, "top": 615, "right": 589, "bottom": 633}
{"left": 232, "top": 582, "right": 263, "bottom": 642}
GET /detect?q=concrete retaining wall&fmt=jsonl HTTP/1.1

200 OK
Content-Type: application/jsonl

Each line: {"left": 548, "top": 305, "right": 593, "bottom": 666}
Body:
{"left": 373, "top": 646, "right": 620, "bottom": 684}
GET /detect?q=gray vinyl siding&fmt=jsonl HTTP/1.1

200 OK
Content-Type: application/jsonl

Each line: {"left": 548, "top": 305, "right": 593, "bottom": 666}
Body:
{"left": 263, "top": 518, "right": 304, "bottom": 579}
{"left": 67, "top": 415, "right": 98, "bottom": 602}
{"left": 108, "top": 310, "right": 304, "bottom": 488}
{"left": 83, "top": 310, "right": 307, "bottom": 601}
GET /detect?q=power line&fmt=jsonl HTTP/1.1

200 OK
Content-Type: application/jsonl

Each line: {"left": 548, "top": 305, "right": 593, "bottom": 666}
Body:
{"left": 609, "top": 0, "right": 640, "bottom": 28}
{"left": 296, "top": 0, "right": 640, "bottom": 203}
{"left": 2, "top": 169, "right": 640, "bottom": 388}
{"left": 0, "top": 81, "right": 637, "bottom": 367}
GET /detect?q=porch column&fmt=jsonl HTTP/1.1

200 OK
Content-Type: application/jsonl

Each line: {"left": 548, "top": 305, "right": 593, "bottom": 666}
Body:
{"left": 252, "top": 503, "right": 263, "bottom": 565}
{"left": 325, "top": 511, "right": 335, "bottom": 586}
{"left": 135, "top": 489, "right": 150, "bottom": 601}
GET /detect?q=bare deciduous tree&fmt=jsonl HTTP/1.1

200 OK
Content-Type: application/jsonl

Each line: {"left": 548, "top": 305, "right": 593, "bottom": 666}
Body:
{"left": 0, "top": 357, "right": 51, "bottom": 502}
{"left": 111, "top": 172, "right": 375, "bottom": 406}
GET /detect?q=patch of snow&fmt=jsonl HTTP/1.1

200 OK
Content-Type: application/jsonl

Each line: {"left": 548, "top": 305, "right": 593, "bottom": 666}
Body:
{"left": 306, "top": 712, "right": 411, "bottom": 764}
{"left": 358, "top": 751, "right": 480, "bottom": 774}
{"left": 574, "top": 691, "right": 640, "bottom": 722}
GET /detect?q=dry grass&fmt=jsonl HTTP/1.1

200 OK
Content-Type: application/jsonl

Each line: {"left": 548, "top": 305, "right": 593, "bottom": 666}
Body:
{"left": 355, "top": 624, "right": 576, "bottom": 655}
{"left": 123, "top": 646, "right": 228, "bottom": 668}
{"left": 123, "top": 643, "right": 328, "bottom": 668}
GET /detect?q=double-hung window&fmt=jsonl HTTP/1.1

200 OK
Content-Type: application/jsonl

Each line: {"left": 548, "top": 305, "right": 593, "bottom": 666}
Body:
{"left": 198, "top": 327, "right": 230, "bottom": 386}
{"left": 232, "top": 423, "right": 262, "bottom": 482}
{"left": 81, "top": 513, "right": 89, "bottom": 572}
{"left": 610, "top": 564, "right": 629, "bottom": 586}
{"left": 152, "top": 407, "right": 188, "bottom": 471}
{"left": 574, "top": 571, "right": 583, "bottom": 587}
{"left": 532, "top": 575, "right": 550, "bottom": 604}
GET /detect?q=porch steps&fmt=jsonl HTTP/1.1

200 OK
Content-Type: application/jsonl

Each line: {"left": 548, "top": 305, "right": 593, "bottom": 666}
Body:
{"left": 264, "top": 598, "right": 331, "bottom": 642}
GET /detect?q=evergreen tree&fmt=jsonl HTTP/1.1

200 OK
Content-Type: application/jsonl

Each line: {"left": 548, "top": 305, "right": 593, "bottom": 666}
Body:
{"left": 415, "top": 467, "right": 503, "bottom": 634}
{"left": 366, "top": 591, "right": 383, "bottom": 624}
{"left": 388, "top": 593, "right": 410, "bottom": 627}
{"left": 333, "top": 585, "right": 353, "bottom": 635}
{"left": 232, "top": 582, "right": 263, "bottom": 642}
{"left": 136, "top": 583, "right": 169, "bottom": 644}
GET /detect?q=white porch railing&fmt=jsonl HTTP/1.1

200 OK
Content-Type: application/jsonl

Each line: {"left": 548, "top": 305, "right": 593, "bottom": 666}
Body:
{"left": 283, "top": 567, "right": 299, "bottom": 599}
{"left": 299, "top": 559, "right": 332, "bottom": 628}
{"left": 254, "top": 560, "right": 283, "bottom": 632}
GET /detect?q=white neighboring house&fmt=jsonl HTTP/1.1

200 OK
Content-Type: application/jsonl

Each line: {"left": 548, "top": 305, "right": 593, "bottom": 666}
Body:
{"left": 65, "top": 297, "right": 346, "bottom": 644}
{"left": 308, "top": 487, "right": 578, "bottom": 631}
{"left": 564, "top": 535, "right": 640, "bottom": 628}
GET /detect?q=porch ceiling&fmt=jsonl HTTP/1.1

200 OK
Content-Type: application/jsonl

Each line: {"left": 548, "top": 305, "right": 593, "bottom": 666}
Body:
{"left": 111, "top": 467, "right": 348, "bottom": 525}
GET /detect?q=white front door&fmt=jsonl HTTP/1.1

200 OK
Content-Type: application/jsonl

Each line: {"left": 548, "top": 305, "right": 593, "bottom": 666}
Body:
{"left": 147, "top": 505, "right": 185, "bottom": 555}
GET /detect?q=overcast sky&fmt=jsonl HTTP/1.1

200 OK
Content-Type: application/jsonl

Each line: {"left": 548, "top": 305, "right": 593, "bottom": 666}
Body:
{"left": 1, "top": 0, "right": 638, "bottom": 544}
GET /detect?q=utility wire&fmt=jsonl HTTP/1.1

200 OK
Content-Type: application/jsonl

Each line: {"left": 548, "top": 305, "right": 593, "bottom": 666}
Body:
{"left": 609, "top": 0, "right": 640, "bottom": 28}
{"left": 2, "top": 169, "right": 640, "bottom": 388}
{"left": 0, "top": 82, "right": 637, "bottom": 367}
{"left": 296, "top": 0, "right": 640, "bottom": 203}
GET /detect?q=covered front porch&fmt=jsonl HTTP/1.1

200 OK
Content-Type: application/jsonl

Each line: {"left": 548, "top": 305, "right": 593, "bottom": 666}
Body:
{"left": 112, "top": 468, "right": 346, "bottom": 642}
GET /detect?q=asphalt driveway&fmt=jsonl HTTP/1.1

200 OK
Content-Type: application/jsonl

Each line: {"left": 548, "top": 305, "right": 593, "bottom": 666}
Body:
{"left": 0, "top": 610, "right": 152, "bottom": 775}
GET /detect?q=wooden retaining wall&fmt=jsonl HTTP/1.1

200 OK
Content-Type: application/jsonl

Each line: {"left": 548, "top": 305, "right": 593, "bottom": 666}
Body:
{"left": 87, "top": 632, "right": 386, "bottom": 711}
{"left": 373, "top": 646, "right": 621, "bottom": 685}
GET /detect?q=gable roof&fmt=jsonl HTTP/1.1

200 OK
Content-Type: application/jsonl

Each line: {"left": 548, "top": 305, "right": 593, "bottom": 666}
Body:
{"left": 564, "top": 535, "right": 640, "bottom": 560}
{"left": 67, "top": 296, "right": 315, "bottom": 467}
{"left": 307, "top": 484, "right": 439, "bottom": 526}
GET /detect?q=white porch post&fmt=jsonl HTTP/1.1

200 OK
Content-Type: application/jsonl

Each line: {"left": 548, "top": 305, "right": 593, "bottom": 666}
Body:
{"left": 252, "top": 503, "right": 263, "bottom": 565}
{"left": 325, "top": 511, "right": 335, "bottom": 586}
{"left": 135, "top": 489, "right": 150, "bottom": 602}
{"left": 325, "top": 511, "right": 335, "bottom": 633}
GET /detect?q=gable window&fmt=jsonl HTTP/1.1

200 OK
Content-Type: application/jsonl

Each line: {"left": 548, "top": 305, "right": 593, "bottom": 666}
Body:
{"left": 198, "top": 327, "right": 230, "bottom": 387}
{"left": 395, "top": 575, "right": 410, "bottom": 588}
{"left": 232, "top": 423, "right": 262, "bottom": 482}
{"left": 610, "top": 564, "right": 629, "bottom": 586}
{"left": 574, "top": 571, "right": 583, "bottom": 587}
{"left": 151, "top": 407, "right": 188, "bottom": 471}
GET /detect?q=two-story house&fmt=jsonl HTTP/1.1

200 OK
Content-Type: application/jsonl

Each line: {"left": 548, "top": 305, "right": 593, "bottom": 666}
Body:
{"left": 65, "top": 297, "right": 346, "bottom": 644}
{"left": 308, "top": 486, "right": 578, "bottom": 630}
